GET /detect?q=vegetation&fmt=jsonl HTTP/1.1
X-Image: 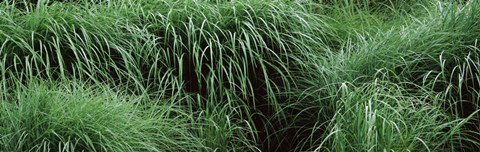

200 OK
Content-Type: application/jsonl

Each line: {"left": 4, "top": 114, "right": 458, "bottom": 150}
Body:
{"left": 0, "top": 0, "right": 479, "bottom": 151}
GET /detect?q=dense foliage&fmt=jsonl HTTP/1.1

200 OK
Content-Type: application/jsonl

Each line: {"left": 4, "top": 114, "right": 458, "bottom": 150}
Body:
{"left": 1, "top": 0, "right": 479, "bottom": 151}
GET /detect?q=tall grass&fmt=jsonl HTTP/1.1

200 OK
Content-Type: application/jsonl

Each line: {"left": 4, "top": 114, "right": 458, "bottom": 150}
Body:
{"left": 287, "top": 0, "right": 480, "bottom": 151}
{"left": 1, "top": 0, "right": 330, "bottom": 151}
{"left": 0, "top": 80, "right": 207, "bottom": 151}
{"left": 1, "top": 0, "right": 480, "bottom": 151}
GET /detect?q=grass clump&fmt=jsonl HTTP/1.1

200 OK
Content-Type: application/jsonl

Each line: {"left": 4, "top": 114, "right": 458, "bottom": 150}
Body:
{"left": 317, "top": 79, "right": 470, "bottom": 151}
{"left": 136, "top": 2, "right": 333, "bottom": 150}
{"left": 0, "top": 80, "right": 203, "bottom": 151}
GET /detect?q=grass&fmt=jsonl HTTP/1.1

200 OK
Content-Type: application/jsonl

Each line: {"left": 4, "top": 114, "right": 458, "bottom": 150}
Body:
{"left": 0, "top": 80, "right": 207, "bottom": 151}
{"left": 1, "top": 0, "right": 480, "bottom": 151}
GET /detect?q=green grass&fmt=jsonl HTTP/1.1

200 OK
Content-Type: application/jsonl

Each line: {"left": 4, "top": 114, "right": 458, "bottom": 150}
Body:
{"left": 0, "top": 80, "right": 207, "bottom": 151}
{"left": 1, "top": 0, "right": 480, "bottom": 151}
